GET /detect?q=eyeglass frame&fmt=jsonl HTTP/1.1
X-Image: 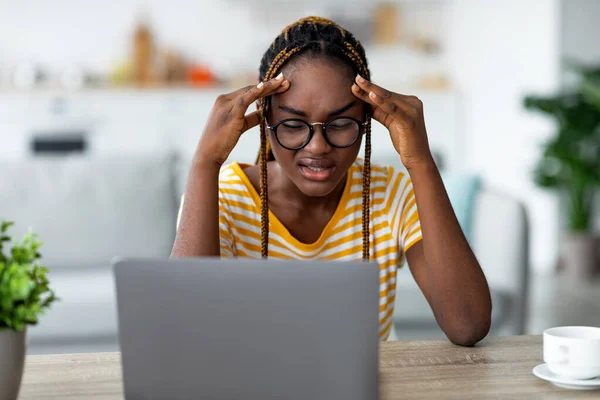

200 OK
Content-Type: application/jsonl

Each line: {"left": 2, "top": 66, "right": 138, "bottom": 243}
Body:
{"left": 265, "top": 116, "right": 369, "bottom": 150}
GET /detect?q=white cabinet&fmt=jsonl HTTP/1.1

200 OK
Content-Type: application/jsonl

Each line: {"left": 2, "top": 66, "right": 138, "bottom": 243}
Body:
{"left": 0, "top": 94, "right": 30, "bottom": 158}
{"left": 84, "top": 92, "right": 168, "bottom": 155}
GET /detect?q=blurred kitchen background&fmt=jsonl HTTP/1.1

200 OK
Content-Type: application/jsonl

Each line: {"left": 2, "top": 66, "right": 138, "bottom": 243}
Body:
{"left": 1, "top": 0, "right": 599, "bottom": 354}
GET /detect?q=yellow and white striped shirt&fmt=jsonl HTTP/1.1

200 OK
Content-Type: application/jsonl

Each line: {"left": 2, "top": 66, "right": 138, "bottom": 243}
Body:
{"left": 179, "top": 158, "right": 422, "bottom": 340}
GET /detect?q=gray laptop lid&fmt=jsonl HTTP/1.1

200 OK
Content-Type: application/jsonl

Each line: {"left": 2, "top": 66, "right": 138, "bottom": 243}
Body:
{"left": 113, "top": 258, "right": 379, "bottom": 400}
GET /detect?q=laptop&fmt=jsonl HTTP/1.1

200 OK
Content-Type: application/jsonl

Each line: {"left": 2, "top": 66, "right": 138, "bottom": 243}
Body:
{"left": 113, "top": 258, "right": 380, "bottom": 400}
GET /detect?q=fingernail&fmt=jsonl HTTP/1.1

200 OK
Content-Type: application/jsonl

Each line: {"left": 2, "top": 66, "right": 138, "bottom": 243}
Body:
{"left": 282, "top": 80, "right": 289, "bottom": 85}
{"left": 357, "top": 75, "right": 366, "bottom": 83}
{"left": 276, "top": 73, "right": 284, "bottom": 80}
{"left": 257, "top": 82, "right": 264, "bottom": 89}
{"left": 369, "top": 92, "right": 377, "bottom": 99}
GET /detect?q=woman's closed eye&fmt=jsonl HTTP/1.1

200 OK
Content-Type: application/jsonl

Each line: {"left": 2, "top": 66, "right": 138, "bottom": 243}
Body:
{"left": 328, "top": 120, "right": 354, "bottom": 130}
{"left": 282, "top": 121, "right": 306, "bottom": 129}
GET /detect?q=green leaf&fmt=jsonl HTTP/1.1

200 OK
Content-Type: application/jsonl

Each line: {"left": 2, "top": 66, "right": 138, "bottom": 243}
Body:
{"left": 524, "top": 65, "right": 600, "bottom": 231}
{"left": 1, "top": 221, "right": 14, "bottom": 234}
{"left": 581, "top": 77, "right": 600, "bottom": 110}
{"left": 0, "top": 220, "right": 58, "bottom": 331}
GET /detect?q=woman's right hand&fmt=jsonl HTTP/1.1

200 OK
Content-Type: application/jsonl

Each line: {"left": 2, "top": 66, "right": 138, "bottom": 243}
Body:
{"left": 195, "top": 73, "right": 289, "bottom": 168}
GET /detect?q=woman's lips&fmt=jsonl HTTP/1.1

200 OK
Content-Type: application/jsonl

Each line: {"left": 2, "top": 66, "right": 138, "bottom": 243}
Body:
{"left": 297, "top": 158, "right": 336, "bottom": 181}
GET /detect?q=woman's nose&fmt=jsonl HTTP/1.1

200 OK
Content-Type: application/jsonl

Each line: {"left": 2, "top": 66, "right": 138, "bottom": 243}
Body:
{"left": 303, "top": 124, "right": 332, "bottom": 155}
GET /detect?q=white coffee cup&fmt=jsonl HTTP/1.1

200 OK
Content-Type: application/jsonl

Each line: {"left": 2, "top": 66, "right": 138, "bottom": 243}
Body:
{"left": 543, "top": 326, "right": 600, "bottom": 380}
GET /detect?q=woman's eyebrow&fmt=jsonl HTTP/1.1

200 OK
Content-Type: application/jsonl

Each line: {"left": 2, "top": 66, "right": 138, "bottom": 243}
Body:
{"left": 328, "top": 101, "right": 357, "bottom": 117}
{"left": 278, "top": 100, "right": 357, "bottom": 118}
{"left": 278, "top": 105, "right": 307, "bottom": 117}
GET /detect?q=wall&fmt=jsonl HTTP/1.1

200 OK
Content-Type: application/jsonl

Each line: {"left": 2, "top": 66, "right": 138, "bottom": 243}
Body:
{"left": 0, "top": 0, "right": 567, "bottom": 273}
{"left": 0, "top": 0, "right": 463, "bottom": 170}
{"left": 561, "top": 0, "right": 600, "bottom": 68}
{"left": 0, "top": 0, "right": 273, "bottom": 81}
{"left": 1, "top": 0, "right": 443, "bottom": 85}
{"left": 445, "top": 0, "right": 562, "bottom": 274}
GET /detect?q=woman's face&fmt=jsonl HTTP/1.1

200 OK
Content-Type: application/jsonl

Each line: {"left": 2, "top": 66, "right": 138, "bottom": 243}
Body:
{"left": 266, "top": 57, "right": 366, "bottom": 198}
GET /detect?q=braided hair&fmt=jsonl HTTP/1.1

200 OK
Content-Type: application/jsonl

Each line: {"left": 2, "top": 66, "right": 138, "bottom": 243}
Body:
{"left": 257, "top": 16, "right": 372, "bottom": 261}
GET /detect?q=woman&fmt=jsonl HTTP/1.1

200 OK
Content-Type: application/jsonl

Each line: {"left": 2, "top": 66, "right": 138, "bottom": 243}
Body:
{"left": 172, "top": 16, "right": 492, "bottom": 346}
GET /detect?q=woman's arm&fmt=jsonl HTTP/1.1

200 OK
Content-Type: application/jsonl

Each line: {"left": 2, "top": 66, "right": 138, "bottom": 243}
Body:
{"left": 352, "top": 75, "right": 491, "bottom": 346}
{"left": 405, "top": 159, "right": 491, "bottom": 346}
{"left": 170, "top": 75, "right": 289, "bottom": 257}
{"left": 171, "top": 159, "right": 221, "bottom": 257}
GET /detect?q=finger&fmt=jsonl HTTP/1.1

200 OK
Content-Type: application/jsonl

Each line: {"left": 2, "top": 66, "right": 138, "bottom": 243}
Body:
{"left": 224, "top": 72, "right": 285, "bottom": 99}
{"left": 354, "top": 75, "right": 414, "bottom": 114}
{"left": 225, "top": 72, "right": 284, "bottom": 104}
{"left": 351, "top": 84, "right": 393, "bottom": 126}
{"left": 270, "top": 80, "right": 290, "bottom": 94}
{"left": 224, "top": 84, "right": 257, "bottom": 100}
{"left": 231, "top": 74, "right": 286, "bottom": 117}
{"left": 242, "top": 110, "right": 261, "bottom": 132}
{"left": 251, "top": 79, "right": 291, "bottom": 111}
{"left": 354, "top": 75, "right": 396, "bottom": 100}
{"left": 352, "top": 83, "right": 380, "bottom": 108}
{"left": 371, "top": 107, "right": 390, "bottom": 127}
{"left": 353, "top": 83, "right": 407, "bottom": 118}
{"left": 258, "top": 79, "right": 289, "bottom": 100}
{"left": 367, "top": 91, "right": 406, "bottom": 117}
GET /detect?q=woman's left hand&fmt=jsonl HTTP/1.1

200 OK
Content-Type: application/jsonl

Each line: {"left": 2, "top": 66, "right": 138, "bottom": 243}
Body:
{"left": 352, "top": 75, "right": 433, "bottom": 170}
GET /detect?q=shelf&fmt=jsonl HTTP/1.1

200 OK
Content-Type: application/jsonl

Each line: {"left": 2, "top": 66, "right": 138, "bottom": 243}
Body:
{"left": 0, "top": 87, "right": 456, "bottom": 98}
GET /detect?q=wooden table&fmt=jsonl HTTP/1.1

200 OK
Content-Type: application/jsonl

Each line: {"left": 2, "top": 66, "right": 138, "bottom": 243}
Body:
{"left": 18, "top": 336, "right": 599, "bottom": 399}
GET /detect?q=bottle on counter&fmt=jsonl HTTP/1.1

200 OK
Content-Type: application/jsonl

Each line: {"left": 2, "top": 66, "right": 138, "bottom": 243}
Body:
{"left": 131, "top": 13, "right": 156, "bottom": 87}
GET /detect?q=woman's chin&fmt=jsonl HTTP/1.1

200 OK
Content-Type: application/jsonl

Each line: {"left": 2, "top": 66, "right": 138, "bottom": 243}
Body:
{"left": 295, "top": 179, "right": 342, "bottom": 198}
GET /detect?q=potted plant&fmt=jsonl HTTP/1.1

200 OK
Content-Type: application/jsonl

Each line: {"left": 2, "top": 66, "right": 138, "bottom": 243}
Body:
{"left": 0, "top": 220, "right": 57, "bottom": 400}
{"left": 524, "top": 65, "right": 600, "bottom": 278}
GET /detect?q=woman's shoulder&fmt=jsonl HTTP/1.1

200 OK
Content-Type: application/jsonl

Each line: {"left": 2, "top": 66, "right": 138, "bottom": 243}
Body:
{"left": 218, "top": 162, "right": 248, "bottom": 183}
{"left": 217, "top": 162, "right": 259, "bottom": 203}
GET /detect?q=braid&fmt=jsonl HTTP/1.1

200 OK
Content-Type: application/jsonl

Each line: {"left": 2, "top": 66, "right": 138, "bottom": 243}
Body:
{"left": 257, "top": 16, "right": 372, "bottom": 261}
{"left": 265, "top": 48, "right": 302, "bottom": 81}
{"left": 256, "top": 46, "right": 302, "bottom": 255}
{"left": 264, "top": 49, "right": 288, "bottom": 79}
{"left": 343, "top": 42, "right": 369, "bottom": 79}
{"left": 293, "top": 16, "right": 346, "bottom": 36}
{"left": 259, "top": 114, "right": 269, "bottom": 258}
{"left": 362, "top": 122, "right": 372, "bottom": 261}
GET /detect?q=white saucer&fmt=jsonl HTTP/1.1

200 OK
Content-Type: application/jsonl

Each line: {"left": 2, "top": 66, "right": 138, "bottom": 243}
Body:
{"left": 533, "top": 364, "right": 600, "bottom": 391}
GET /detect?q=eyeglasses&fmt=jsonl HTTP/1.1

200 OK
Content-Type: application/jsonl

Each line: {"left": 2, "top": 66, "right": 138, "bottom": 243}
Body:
{"left": 267, "top": 117, "right": 367, "bottom": 150}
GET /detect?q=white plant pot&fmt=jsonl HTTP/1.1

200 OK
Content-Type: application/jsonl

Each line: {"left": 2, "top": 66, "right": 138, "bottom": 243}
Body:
{"left": 561, "top": 233, "right": 599, "bottom": 279}
{"left": 0, "top": 328, "right": 26, "bottom": 400}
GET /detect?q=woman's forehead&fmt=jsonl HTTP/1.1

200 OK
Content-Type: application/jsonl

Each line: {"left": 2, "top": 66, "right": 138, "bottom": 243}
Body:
{"left": 272, "top": 59, "right": 357, "bottom": 116}
{"left": 281, "top": 56, "right": 354, "bottom": 84}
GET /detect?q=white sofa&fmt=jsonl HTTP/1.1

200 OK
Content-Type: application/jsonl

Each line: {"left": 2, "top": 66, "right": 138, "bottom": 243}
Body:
{"left": 0, "top": 154, "right": 529, "bottom": 354}
{"left": 0, "top": 154, "right": 179, "bottom": 354}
